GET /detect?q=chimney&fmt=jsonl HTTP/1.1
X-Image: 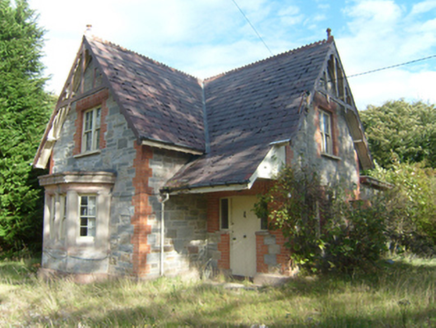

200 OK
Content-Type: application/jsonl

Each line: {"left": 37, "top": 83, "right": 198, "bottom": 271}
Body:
{"left": 85, "top": 24, "right": 92, "bottom": 35}
{"left": 326, "top": 28, "right": 333, "bottom": 42}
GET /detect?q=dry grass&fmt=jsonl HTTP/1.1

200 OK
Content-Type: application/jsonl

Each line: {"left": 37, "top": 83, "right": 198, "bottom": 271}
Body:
{"left": 0, "top": 257, "right": 435, "bottom": 327}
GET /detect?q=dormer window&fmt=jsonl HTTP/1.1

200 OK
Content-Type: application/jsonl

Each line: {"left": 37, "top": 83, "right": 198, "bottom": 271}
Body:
{"left": 319, "top": 109, "right": 332, "bottom": 155}
{"left": 82, "top": 107, "right": 101, "bottom": 152}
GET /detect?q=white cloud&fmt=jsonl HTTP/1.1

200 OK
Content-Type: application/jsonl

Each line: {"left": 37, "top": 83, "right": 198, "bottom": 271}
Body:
{"left": 336, "top": 0, "right": 436, "bottom": 108}
{"left": 28, "top": 0, "right": 436, "bottom": 110}
{"left": 411, "top": 0, "right": 436, "bottom": 15}
{"left": 349, "top": 68, "right": 436, "bottom": 109}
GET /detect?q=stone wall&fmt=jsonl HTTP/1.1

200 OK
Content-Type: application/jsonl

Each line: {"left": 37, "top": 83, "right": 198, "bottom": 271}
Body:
{"left": 46, "top": 86, "right": 209, "bottom": 278}
{"left": 144, "top": 149, "right": 208, "bottom": 277}
{"left": 48, "top": 91, "right": 138, "bottom": 276}
{"left": 290, "top": 91, "right": 360, "bottom": 194}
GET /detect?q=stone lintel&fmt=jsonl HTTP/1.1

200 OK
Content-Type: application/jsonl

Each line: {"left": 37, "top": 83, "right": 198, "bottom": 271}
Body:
{"left": 39, "top": 171, "right": 116, "bottom": 186}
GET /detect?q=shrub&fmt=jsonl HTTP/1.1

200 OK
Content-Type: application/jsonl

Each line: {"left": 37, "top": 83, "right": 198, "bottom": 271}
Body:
{"left": 254, "top": 166, "right": 388, "bottom": 273}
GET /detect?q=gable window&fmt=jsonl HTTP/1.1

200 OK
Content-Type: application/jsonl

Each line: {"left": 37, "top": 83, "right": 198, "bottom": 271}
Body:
{"left": 220, "top": 198, "right": 229, "bottom": 230}
{"left": 79, "top": 195, "right": 96, "bottom": 237}
{"left": 82, "top": 107, "right": 101, "bottom": 152}
{"left": 319, "top": 109, "right": 333, "bottom": 155}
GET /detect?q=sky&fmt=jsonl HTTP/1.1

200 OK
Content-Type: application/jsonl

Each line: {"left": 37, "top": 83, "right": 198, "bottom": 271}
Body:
{"left": 28, "top": 0, "right": 436, "bottom": 110}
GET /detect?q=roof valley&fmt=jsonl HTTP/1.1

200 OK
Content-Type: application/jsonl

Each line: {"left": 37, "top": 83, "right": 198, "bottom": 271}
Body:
{"left": 200, "top": 80, "right": 211, "bottom": 154}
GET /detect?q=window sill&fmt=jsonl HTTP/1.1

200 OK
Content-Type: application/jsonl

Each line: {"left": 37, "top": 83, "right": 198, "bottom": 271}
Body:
{"left": 321, "top": 153, "right": 341, "bottom": 161}
{"left": 76, "top": 236, "right": 95, "bottom": 246}
{"left": 73, "top": 150, "right": 101, "bottom": 158}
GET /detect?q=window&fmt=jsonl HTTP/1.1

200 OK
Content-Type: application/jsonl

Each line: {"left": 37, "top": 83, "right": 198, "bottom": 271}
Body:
{"left": 59, "top": 195, "right": 67, "bottom": 240}
{"left": 49, "top": 196, "right": 56, "bottom": 240}
{"left": 220, "top": 198, "right": 229, "bottom": 230}
{"left": 82, "top": 107, "right": 101, "bottom": 152}
{"left": 79, "top": 195, "right": 96, "bottom": 237}
{"left": 319, "top": 110, "right": 333, "bottom": 155}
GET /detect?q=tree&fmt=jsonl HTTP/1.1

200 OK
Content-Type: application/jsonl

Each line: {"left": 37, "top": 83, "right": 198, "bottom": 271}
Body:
{"left": 360, "top": 100, "right": 436, "bottom": 169}
{"left": 0, "top": 0, "right": 52, "bottom": 254}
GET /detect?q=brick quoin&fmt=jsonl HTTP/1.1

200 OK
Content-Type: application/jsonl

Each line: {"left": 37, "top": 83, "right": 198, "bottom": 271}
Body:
{"left": 131, "top": 143, "right": 154, "bottom": 277}
{"left": 256, "top": 234, "right": 269, "bottom": 273}
{"left": 73, "top": 89, "right": 109, "bottom": 155}
{"left": 48, "top": 153, "right": 54, "bottom": 174}
{"left": 270, "top": 230, "right": 290, "bottom": 274}
{"left": 217, "top": 233, "right": 230, "bottom": 270}
{"left": 285, "top": 144, "right": 293, "bottom": 165}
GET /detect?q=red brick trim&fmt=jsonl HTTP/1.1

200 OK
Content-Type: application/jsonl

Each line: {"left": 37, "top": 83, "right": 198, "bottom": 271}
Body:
{"left": 217, "top": 232, "right": 230, "bottom": 270}
{"left": 256, "top": 234, "right": 269, "bottom": 273}
{"left": 73, "top": 89, "right": 109, "bottom": 155}
{"left": 131, "top": 144, "right": 154, "bottom": 277}
{"left": 313, "top": 92, "right": 339, "bottom": 158}
{"left": 271, "top": 230, "right": 290, "bottom": 275}
{"left": 48, "top": 153, "right": 54, "bottom": 175}
{"left": 285, "top": 144, "right": 293, "bottom": 165}
{"left": 354, "top": 150, "right": 360, "bottom": 199}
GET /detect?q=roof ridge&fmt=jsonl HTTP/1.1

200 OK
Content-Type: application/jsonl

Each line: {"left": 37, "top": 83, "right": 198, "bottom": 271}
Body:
{"left": 85, "top": 35, "right": 200, "bottom": 81}
{"left": 204, "top": 39, "right": 329, "bottom": 82}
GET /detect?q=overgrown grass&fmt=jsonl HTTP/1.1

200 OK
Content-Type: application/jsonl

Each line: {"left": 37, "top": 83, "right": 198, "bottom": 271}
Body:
{"left": 0, "top": 257, "right": 435, "bottom": 327}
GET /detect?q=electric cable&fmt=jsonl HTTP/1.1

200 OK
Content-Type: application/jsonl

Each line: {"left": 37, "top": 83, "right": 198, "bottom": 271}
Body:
{"left": 348, "top": 54, "right": 436, "bottom": 78}
{"left": 230, "top": 0, "right": 274, "bottom": 56}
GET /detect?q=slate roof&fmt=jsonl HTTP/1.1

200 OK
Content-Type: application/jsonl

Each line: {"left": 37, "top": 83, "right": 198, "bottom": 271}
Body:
{"left": 84, "top": 36, "right": 335, "bottom": 191}
{"left": 165, "top": 40, "right": 332, "bottom": 190}
{"left": 86, "top": 37, "right": 205, "bottom": 151}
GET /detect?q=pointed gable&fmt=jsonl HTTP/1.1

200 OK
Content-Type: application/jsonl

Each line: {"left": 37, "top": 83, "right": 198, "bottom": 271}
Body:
{"left": 34, "top": 33, "right": 373, "bottom": 191}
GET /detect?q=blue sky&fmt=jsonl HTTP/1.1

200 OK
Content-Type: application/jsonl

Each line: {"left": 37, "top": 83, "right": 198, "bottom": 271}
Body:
{"left": 29, "top": 0, "right": 436, "bottom": 109}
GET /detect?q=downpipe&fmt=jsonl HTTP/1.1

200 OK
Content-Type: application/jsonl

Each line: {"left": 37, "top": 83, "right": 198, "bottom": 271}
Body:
{"left": 160, "top": 193, "right": 170, "bottom": 276}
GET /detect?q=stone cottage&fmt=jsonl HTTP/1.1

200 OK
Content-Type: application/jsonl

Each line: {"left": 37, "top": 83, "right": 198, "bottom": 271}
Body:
{"left": 33, "top": 30, "right": 375, "bottom": 281}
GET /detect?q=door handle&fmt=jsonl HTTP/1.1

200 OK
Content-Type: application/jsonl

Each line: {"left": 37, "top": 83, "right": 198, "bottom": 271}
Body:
{"left": 233, "top": 237, "right": 236, "bottom": 240}
{"left": 243, "top": 235, "right": 247, "bottom": 238}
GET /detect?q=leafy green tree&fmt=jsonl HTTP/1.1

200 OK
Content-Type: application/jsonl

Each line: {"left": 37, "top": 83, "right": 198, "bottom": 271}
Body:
{"left": 360, "top": 100, "right": 436, "bottom": 169}
{"left": 370, "top": 162, "right": 436, "bottom": 252}
{"left": 0, "top": 0, "right": 52, "bottom": 254}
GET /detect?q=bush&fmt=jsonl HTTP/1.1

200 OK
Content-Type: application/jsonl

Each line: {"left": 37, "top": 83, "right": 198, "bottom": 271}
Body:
{"left": 254, "top": 166, "right": 389, "bottom": 273}
{"left": 369, "top": 161, "right": 436, "bottom": 254}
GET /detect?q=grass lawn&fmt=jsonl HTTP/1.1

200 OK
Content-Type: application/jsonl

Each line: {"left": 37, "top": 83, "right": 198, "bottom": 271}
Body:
{"left": 0, "top": 257, "right": 435, "bottom": 327}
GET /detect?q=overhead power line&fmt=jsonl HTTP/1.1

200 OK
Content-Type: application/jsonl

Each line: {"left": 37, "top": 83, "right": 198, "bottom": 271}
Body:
{"left": 230, "top": 0, "right": 274, "bottom": 56}
{"left": 348, "top": 54, "right": 436, "bottom": 78}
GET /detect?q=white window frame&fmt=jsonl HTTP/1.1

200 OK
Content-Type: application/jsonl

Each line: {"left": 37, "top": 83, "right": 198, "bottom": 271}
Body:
{"left": 319, "top": 109, "right": 333, "bottom": 155}
{"left": 79, "top": 194, "right": 97, "bottom": 238}
{"left": 81, "top": 107, "right": 101, "bottom": 153}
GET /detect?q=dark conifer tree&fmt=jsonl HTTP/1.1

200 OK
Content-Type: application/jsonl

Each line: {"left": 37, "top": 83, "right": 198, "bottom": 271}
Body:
{"left": 0, "top": 0, "right": 52, "bottom": 254}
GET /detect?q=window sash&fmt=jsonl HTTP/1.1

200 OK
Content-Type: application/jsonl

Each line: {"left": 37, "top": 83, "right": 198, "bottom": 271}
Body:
{"left": 82, "top": 107, "right": 101, "bottom": 152}
{"left": 79, "top": 195, "right": 96, "bottom": 237}
{"left": 320, "top": 110, "right": 333, "bottom": 154}
{"left": 220, "top": 198, "right": 229, "bottom": 230}
{"left": 59, "top": 195, "right": 67, "bottom": 240}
